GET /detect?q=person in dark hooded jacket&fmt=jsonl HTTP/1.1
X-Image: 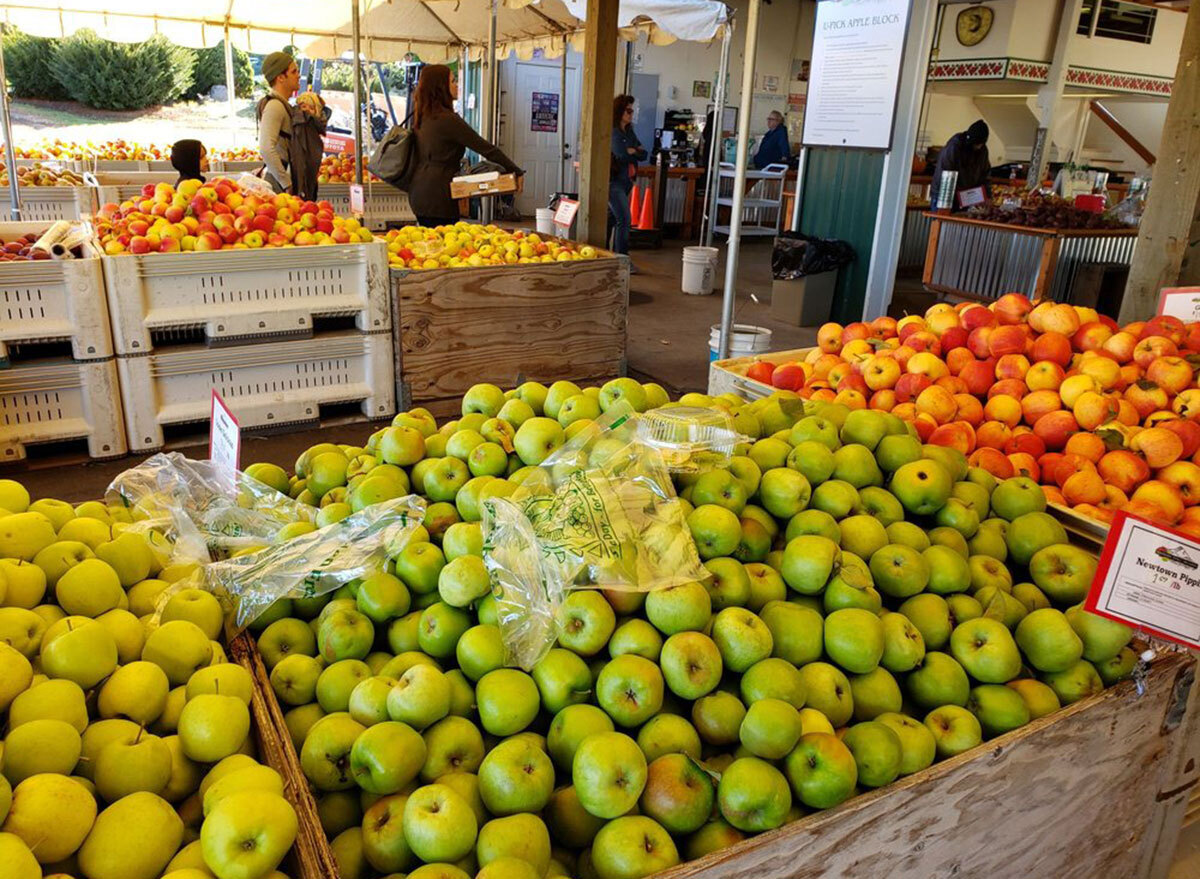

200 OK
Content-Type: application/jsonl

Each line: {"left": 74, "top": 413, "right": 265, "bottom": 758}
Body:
{"left": 932, "top": 119, "right": 992, "bottom": 210}
{"left": 170, "top": 139, "right": 208, "bottom": 185}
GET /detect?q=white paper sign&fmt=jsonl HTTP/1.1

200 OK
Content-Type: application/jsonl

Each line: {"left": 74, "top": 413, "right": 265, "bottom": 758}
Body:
{"left": 957, "top": 186, "right": 987, "bottom": 208}
{"left": 349, "top": 183, "right": 365, "bottom": 216}
{"left": 209, "top": 390, "right": 241, "bottom": 496}
{"left": 802, "top": 0, "right": 912, "bottom": 150}
{"left": 1158, "top": 287, "right": 1200, "bottom": 322}
{"left": 553, "top": 198, "right": 579, "bottom": 228}
{"left": 1087, "top": 511, "right": 1200, "bottom": 650}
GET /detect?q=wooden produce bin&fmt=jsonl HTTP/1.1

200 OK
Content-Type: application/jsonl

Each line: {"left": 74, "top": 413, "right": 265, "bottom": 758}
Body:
{"left": 390, "top": 255, "right": 630, "bottom": 417}
{"left": 923, "top": 213, "right": 1137, "bottom": 305}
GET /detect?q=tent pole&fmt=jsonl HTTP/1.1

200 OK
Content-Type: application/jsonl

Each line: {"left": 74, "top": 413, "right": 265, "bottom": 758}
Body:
{"left": 717, "top": 0, "right": 760, "bottom": 361}
{"left": 559, "top": 39, "right": 568, "bottom": 193}
{"left": 789, "top": 146, "right": 806, "bottom": 232}
{"left": 701, "top": 19, "right": 732, "bottom": 247}
{"left": 482, "top": 0, "right": 498, "bottom": 224}
{"left": 0, "top": 39, "right": 19, "bottom": 220}
{"left": 224, "top": 25, "right": 237, "bottom": 149}
{"left": 352, "top": 0, "right": 364, "bottom": 185}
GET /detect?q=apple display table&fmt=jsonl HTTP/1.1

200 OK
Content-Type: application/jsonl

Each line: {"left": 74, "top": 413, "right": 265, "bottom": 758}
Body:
{"left": 389, "top": 253, "right": 630, "bottom": 418}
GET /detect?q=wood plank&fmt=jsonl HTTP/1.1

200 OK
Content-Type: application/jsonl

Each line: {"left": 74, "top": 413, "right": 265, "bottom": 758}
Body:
{"left": 922, "top": 217, "right": 941, "bottom": 286}
{"left": 578, "top": 0, "right": 619, "bottom": 246}
{"left": 920, "top": 212, "right": 1136, "bottom": 239}
{"left": 394, "top": 259, "right": 628, "bottom": 403}
{"left": 659, "top": 652, "right": 1195, "bottom": 879}
{"left": 1035, "top": 236, "right": 1060, "bottom": 302}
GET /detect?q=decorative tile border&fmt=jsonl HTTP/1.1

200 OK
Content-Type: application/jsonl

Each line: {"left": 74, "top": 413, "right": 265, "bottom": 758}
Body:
{"left": 928, "top": 57, "right": 1172, "bottom": 96}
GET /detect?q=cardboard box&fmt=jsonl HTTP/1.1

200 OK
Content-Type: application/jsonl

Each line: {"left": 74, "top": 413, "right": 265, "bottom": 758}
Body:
{"left": 771, "top": 271, "right": 837, "bottom": 326}
{"left": 449, "top": 172, "right": 520, "bottom": 199}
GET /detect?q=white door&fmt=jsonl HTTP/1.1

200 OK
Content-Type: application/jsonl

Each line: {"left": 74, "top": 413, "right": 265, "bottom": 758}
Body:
{"left": 500, "top": 57, "right": 581, "bottom": 215}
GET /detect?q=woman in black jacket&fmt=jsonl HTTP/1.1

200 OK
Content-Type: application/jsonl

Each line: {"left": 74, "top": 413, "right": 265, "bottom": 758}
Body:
{"left": 609, "top": 94, "right": 646, "bottom": 255}
{"left": 170, "top": 139, "right": 208, "bottom": 185}
{"left": 408, "top": 64, "right": 523, "bottom": 227}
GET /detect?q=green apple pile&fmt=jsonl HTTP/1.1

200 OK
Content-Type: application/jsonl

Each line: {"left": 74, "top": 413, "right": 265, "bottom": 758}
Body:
{"left": 0, "top": 479, "right": 300, "bottom": 879}
{"left": 238, "top": 383, "right": 1134, "bottom": 879}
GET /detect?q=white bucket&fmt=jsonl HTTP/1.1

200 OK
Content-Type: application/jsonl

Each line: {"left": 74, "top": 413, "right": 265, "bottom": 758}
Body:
{"left": 535, "top": 208, "right": 556, "bottom": 236}
{"left": 709, "top": 324, "right": 772, "bottom": 362}
{"left": 682, "top": 246, "right": 719, "bottom": 295}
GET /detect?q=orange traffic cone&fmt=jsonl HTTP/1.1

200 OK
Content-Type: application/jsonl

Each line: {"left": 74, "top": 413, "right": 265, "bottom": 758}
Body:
{"left": 629, "top": 184, "right": 641, "bottom": 214}
{"left": 637, "top": 186, "right": 655, "bottom": 230}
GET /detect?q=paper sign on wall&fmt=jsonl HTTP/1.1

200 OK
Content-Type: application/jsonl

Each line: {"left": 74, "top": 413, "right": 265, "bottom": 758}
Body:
{"left": 209, "top": 390, "right": 241, "bottom": 496}
{"left": 1157, "top": 287, "right": 1200, "bottom": 322}
{"left": 1086, "top": 511, "right": 1200, "bottom": 650}
{"left": 531, "top": 92, "right": 559, "bottom": 133}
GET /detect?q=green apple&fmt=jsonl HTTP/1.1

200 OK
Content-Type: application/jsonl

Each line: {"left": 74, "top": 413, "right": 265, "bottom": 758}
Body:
{"left": 636, "top": 714, "right": 702, "bottom": 763}
{"left": 716, "top": 757, "right": 791, "bottom": 832}
{"left": 880, "top": 611, "right": 925, "bottom": 673}
{"left": 316, "top": 659, "right": 371, "bottom": 713}
{"left": 888, "top": 459, "right": 952, "bottom": 516}
{"left": 0, "top": 642, "right": 32, "bottom": 713}
{"left": 685, "top": 504, "right": 741, "bottom": 560}
{"left": 403, "top": 783, "right": 478, "bottom": 863}
{"left": 270, "top": 653, "right": 323, "bottom": 706}
{"left": 0, "top": 560, "right": 46, "bottom": 609}
{"left": 596, "top": 654, "right": 664, "bottom": 727}
{"left": 644, "top": 581, "right": 711, "bottom": 635}
{"left": 557, "top": 591, "right": 616, "bottom": 656}
{"left": 3, "top": 771, "right": 96, "bottom": 863}
{"left": 710, "top": 608, "right": 773, "bottom": 673}
{"left": 476, "top": 812, "right": 551, "bottom": 874}
{"left": 201, "top": 763, "right": 283, "bottom": 815}
{"left": 545, "top": 785, "right": 606, "bottom": 849}
{"left": 824, "top": 608, "right": 884, "bottom": 674}
{"left": 748, "top": 437, "right": 792, "bottom": 472}
{"left": 758, "top": 468, "right": 811, "bottom": 521}
{"left": 795, "top": 662, "right": 853, "bottom": 727}
{"left": 178, "top": 693, "right": 249, "bottom": 762}
{"left": 349, "top": 720, "right": 426, "bottom": 795}
{"left": 39, "top": 616, "right": 118, "bottom": 689}
{"left": 143, "top": 619, "right": 213, "bottom": 685}
{"left": 598, "top": 378, "right": 648, "bottom": 413}
{"left": 869, "top": 544, "right": 929, "bottom": 599}
{"left": 1030, "top": 545, "right": 1098, "bottom": 606}
{"left": 54, "top": 558, "right": 123, "bottom": 617}
{"left": 1007, "top": 678, "right": 1062, "bottom": 718}
{"left": 462, "top": 383, "right": 506, "bottom": 418}
{"left": 78, "top": 792, "right": 183, "bottom": 879}
{"left": 780, "top": 535, "right": 840, "bottom": 595}
{"left": 691, "top": 470, "right": 748, "bottom": 514}
{"left": 512, "top": 418, "right": 565, "bottom": 466}
{"left": 849, "top": 666, "right": 902, "bottom": 721}
{"left": 738, "top": 698, "right": 801, "bottom": 760}
{"left": 1041, "top": 659, "right": 1104, "bottom": 704}
{"left": 95, "top": 607, "right": 146, "bottom": 663}
{"left": 0, "top": 608, "right": 45, "bottom": 659}
{"left": 702, "top": 558, "right": 752, "bottom": 610}
{"left": 543, "top": 381, "right": 582, "bottom": 420}
{"left": 388, "top": 664, "right": 452, "bottom": 730}
{"left": 161, "top": 587, "right": 224, "bottom": 640}
{"left": 905, "top": 651, "right": 970, "bottom": 709}
{"left": 572, "top": 731, "right": 646, "bottom": 819}
{"left": 476, "top": 669, "right": 540, "bottom": 736}
{"left": 1015, "top": 608, "right": 1084, "bottom": 673}
{"left": 790, "top": 415, "right": 839, "bottom": 450}
{"left": 98, "top": 660, "right": 170, "bottom": 724}
{"left": 478, "top": 735, "right": 554, "bottom": 816}
{"left": 301, "top": 712, "right": 366, "bottom": 791}
{"left": 966, "top": 683, "right": 1031, "bottom": 738}
{"left": 990, "top": 476, "right": 1046, "bottom": 521}
{"left": 922, "top": 544, "right": 971, "bottom": 595}
{"left": 201, "top": 789, "right": 298, "bottom": 879}
{"left": 1005, "top": 512, "right": 1068, "bottom": 567}
{"left": 784, "top": 731, "right": 858, "bottom": 809}
{"left": 841, "top": 720, "right": 902, "bottom": 788}
{"left": 1095, "top": 645, "right": 1138, "bottom": 686}
{"left": 949, "top": 617, "right": 1022, "bottom": 683}
{"left": 809, "top": 479, "right": 861, "bottom": 519}
{"left": 589, "top": 815, "right": 678, "bottom": 879}
{"left": 3, "top": 717, "right": 81, "bottom": 784}
{"left": 875, "top": 712, "right": 937, "bottom": 775}
{"left": 318, "top": 609, "right": 374, "bottom": 662}
{"left": 532, "top": 648, "right": 592, "bottom": 714}
{"left": 546, "top": 703, "right": 614, "bottom": 773}
{"left": 94, "top": 726, "right": 172, "bottom": 801}
{"left": 418, "top": 602, "right": 472, "bottom": 658}
{"left": 924, "top": 704, "right": 982, "bottom": 758}
{"left": 0, "top": 512, "right": 56, "bottom": 561}
{"left": 759, "top": 601, "right": 822, "bottom": 667}
{"left": 637, "top": 753, "right": 714, "bottom": 835}
{"left": 784, "top": 508, "right": 841, "bottom": 544}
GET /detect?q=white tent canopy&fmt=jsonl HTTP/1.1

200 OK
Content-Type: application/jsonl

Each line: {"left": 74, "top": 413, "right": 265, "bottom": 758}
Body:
{"left": 1, "top": 0, "right": 729, "bottom": 63}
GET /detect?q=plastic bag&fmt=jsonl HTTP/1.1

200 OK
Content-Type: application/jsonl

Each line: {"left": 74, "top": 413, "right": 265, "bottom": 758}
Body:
{"left": 206, "top": 495, "right": 426, "bottom": 628}
{"left": 481, "top": 408, "right": 707, "bottom": 669}
{"left": 772, "top": 232, "right": 855, "bottom": 280}
{"left": 106, "top": 452, "right": 316, "bottom": 565}
{"left": 235, "top": 172, "right": 277, "bottom": 199}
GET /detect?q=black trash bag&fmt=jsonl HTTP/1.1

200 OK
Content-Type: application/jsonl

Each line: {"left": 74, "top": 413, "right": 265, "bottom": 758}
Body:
{"left": 772, "top": 232, "right": 856, "bottom": 280}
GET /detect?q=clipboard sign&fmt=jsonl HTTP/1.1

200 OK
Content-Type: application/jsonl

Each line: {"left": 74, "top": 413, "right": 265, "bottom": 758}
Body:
{"left": 553, "top": 198, "right": 579, "bottom": 229}
{"left": 1157, "top": 287, "right": 1200, "bottom": 322}
{"left": 349, "top": 183, "right": 365, "bottom": 217}
{"left": 1085, "top": 510, "right": 1200, "bottom": 651}
{"left": 956, "top": 186, "right": 987, "bottom": 209}
{"left": 209, "top": 390, "right": 241, "bottom": 497}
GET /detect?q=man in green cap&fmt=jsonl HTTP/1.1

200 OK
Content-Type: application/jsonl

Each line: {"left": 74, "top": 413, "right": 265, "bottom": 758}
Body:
{"left": 257, "top": 51, "right": 300, "bottom": 193}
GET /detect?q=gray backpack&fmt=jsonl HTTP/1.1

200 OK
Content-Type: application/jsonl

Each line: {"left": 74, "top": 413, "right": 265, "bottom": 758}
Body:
{"left": 368, "top": 117, "right": 416, "bottom": 191}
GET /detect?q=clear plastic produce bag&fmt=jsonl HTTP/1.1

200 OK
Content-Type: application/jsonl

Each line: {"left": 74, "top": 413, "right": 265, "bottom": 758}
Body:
{"left": 636, "top": 405, "right": 747, "bottom": 474}
{"left": 106, "top": 452, "right": 315, "bottom": 564}
{"left": 206, "top": 495, "right": 426, "bottom": 628}
{"left": 482, "top": 408, "right": 707, "bottom": 669}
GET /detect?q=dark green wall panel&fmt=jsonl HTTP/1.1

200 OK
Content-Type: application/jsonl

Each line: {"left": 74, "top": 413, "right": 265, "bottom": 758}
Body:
{"left": 800, "top": 148, "right": 885, "bottom": 324}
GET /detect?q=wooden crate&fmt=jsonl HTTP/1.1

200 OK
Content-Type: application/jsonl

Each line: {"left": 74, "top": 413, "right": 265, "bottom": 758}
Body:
{"left": 228, "top": 631, "right": 340, "bottom": 879}
{"left": 391, "top": 256, "right": 629, "bottom": 416}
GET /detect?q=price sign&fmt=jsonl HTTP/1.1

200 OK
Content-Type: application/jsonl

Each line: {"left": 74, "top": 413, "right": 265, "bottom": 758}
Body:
{"left": 349, "top": 183, "right": 365, "bottom": 216}
{"left": 209, "top": 390, "right": 241, "bottom": 497}
{"left": 956, "top": 186, "right": 987, "bottom": 208}
{"left": 1157, "top": 287, "right": 1200, "bottom": 322}
{"left": 553, "top": 198, "right": 579, "bottom": 228}
{"left": 1086, "top": 510, "right": 1200, "bottom": 650}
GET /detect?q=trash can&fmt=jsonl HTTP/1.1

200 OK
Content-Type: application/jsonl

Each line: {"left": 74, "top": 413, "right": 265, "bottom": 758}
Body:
{"left": 769, "top": 233, "right": 855, "bottom": 327}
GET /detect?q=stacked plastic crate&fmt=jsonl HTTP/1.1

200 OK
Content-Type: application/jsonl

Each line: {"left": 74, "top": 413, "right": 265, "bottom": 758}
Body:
{"left": 0, "top": 222, "right": 127, "bottom": 461}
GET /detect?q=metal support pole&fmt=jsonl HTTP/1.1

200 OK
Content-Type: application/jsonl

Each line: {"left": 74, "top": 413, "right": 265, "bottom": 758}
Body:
{"left": 717, "top": 0, "right": 761, "bottom": 360}
{"left": 352, "top": 0, "right": 364, "bottom": 185}
{"left": 789, "top": 146, "right": 807, "bottom": 233}
{"left": 559, "top": 40, "right": 568, "bottom": 192}
{"left": 702, "top": 21, "right": 733, "bottom": 246}
{"left": 482, "top": 0, "right": 498, "bottom": 224}
{"left": 223, "top": 25, "right": 237, "bottom": 149}
{"left": 0, "top": 39, "right": 20, "bottom": 220}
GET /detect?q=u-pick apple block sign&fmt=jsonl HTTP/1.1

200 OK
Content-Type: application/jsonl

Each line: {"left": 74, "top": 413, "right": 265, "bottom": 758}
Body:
{"left": 1086, "top": 510, "right": 1200, "bottom": 650}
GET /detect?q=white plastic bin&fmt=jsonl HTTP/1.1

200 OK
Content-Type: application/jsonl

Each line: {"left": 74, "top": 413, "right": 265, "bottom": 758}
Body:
{"left": 0, "top": 187, "right": 95, "bottom": 222}
{"left": 320, "top": 182, "right": 416, "bottom": 231}
{"left": 708, "top": 324, "right": 772, "bottom": 362}
{"left": 683, "top": 246, "right": 719, "bottom": 295}
{"left": 0, "top": 357, "right": 127, "bottom": 460}
{"left": 101, "top": 240, "right": 390, "bottom": 355}
{"left": 0, "top": 222, "right": 113, "bottom": 364}
{"left": 535, "top": 208, "right": 557, "bottom": 236}
{"left": 117, "top": 331, "right": 396, "bottom": 452}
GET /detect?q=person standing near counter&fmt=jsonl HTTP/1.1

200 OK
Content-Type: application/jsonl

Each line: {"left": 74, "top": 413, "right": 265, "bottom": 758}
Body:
{"left": 932, "top": 119, "right": 992, "bottom": 211}
{"left": 753, "top": 110, "right": 790, "bottom": 170}
{"left": 408, "top": 64, "right": 523, "bottom": 228}
{"left": 610, "top": 94, "right": 646, "bottom": 256}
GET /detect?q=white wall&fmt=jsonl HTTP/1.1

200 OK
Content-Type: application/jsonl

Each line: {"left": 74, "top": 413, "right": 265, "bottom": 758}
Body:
{"left": 1069, "top": 5, "right": 1186, "bottom": 79}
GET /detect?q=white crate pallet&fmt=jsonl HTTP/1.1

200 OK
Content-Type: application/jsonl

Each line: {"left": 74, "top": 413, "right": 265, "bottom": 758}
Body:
{"left": 707, "top": 346, "right": 815, "bottom": 400}
{"left": 10, "top": 158, "right": 85, "bottom": 173}
{"left": 91, "top": 171, "right": 180, "bottom": 207}
{"left": 117, "top": 330, "right": 395, "bottom": 451}
{"left": 320, "top": 182, "right": 416, "bottom": 231}
{"left": 0, "top": 222, "right": 114, "bottom": 364}
{"left": 101, "top": 240, "right": 390, "bottom": 355}
{"left": 212, "top": 160, "right": 263, "bottom": 173}
{"left": 0, "top": 187, "right": 95, "bottom": 222}
{"left": 0, "top": 357, "right": 127, "bottom": 461}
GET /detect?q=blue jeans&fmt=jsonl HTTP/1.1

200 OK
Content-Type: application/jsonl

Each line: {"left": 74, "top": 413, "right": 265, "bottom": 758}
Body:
{"left": 608, "top": 182, "right": 632, "bottom": 254}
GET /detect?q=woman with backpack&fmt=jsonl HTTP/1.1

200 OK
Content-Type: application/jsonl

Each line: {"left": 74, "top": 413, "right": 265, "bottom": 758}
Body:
{"left": 408, "top": 64, "right": 523, "bottom": 228}
{"left": 257, "top": 51, "right": 327, "bottom": 199}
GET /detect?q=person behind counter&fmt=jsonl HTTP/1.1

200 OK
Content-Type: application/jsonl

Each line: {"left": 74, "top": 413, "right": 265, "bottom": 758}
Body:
{"left": 170, "top": 139, "right": 207, "bottom": 185}
{"left": 610, "top": 94, "right": 646, "bottom": 257}
{"left": 753, "top": 110, "right": 790, "bottom": 170}
{"left": 408, "top": 64, "right": 523, "bottom": 228}
{"left": 932, "top": 119, "right": 992, "bottom": 211}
